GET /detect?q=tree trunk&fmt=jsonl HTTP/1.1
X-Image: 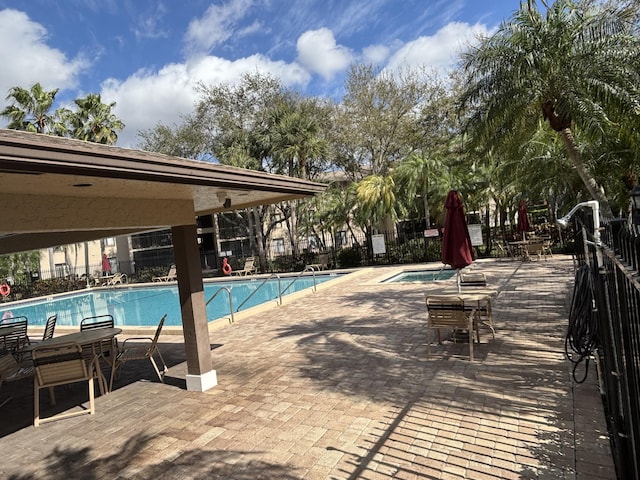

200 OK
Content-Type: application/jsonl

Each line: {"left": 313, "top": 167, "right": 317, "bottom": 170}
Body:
{"left": 559, "top": 128, "right": 613, "bottom": 218}
{"left": 48, "top": 247, "right": 56, "bottom": 278}
{"left": 423, "top": 193, "right": 430, "bottom": 228}
{"left": 251, "top": 206, "right": 266, "bottom": 273}
{"left": 289, "top": 200, "right": 299, "bottom": 256}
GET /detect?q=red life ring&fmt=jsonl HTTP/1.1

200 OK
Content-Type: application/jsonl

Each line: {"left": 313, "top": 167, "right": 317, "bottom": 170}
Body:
{"left": 0, "top": 283, "right": 10, "bottom": 297}
{"left": 222, "top": 258, "right": 232, "bottom": 275}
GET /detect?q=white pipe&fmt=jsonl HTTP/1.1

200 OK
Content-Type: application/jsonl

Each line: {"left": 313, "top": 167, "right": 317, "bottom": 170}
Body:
{"left": 556, "top": 200, "right": 601, "bottom": 246}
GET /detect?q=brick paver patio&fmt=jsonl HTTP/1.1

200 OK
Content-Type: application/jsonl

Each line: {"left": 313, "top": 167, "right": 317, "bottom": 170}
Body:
{"left": 0, "top": 255, "right": 615, "bottom": 479}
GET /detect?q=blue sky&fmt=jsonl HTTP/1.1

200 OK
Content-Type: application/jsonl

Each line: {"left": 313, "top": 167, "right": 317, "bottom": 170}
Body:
{"left": 0, "top": 0, "right": 523, "bottom": 147}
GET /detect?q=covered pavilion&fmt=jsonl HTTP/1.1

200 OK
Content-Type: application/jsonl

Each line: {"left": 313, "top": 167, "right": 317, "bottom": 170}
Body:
{"left": 0, "top": 128, "right": 326, "bottom": 392}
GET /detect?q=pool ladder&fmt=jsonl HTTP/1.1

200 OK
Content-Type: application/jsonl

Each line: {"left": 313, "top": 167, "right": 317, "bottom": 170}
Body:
{"left": 205, "top": 266, "right": 319, "bottom": 323}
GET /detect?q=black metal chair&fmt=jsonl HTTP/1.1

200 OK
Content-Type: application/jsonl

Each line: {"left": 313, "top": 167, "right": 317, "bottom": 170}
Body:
{"left": 0, "top": 316, "right": 30, "bottom": 353}
{"left": 79, "top": 315, "right": 117, "bottom": 371}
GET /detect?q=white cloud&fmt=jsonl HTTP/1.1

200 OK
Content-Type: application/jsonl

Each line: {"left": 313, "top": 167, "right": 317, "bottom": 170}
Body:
{"left": 0, "top": 9, "right": 88, "bottom": 106}
{"left": 102, "top": 54, "right": 311, "bottom": 147}
{"left": 385, "top": 22, "right": 491, "bottom": 76}
{"left": 296, "top": 28, "right": 353, "bottom": 80}
{"left": 183, "top": 0, "right": 253, "bottom": 55}
{"left": 133, "top": 4, "right": 169, "bottom": 40}
{"left": 362, "top": 44, "right": 391, "bottom": 66}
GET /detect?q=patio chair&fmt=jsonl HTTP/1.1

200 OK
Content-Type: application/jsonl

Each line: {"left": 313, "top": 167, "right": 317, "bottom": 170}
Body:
{"left": 231, "top": 257, "right": 257, "bottom": 276}
{"left": 524, "top": 240, "right": 547, "bottom": 261}
{"left": 80, "top": 314, "right": 117, "bottom": 368}
{"left": 0, "top": 316, "right": 30, "bottom": 353}
{"left": 425, "top": 295, "right": 479, "bottom": 361}
{"left": 42, "top": 315, "right": 57, "bottom": 341}
{"left": 460, "top": 272, "right": 487, "bottom": 287}
{"left": 22, "top": 315, "right": 57, "bottom": 362}
{"left": 32, "top": 342, "right": 97, "bottom": 426}
{"left": 0, "top": 352, "right": 34, "bottom": 407}
{"left": 459, "top": 274, "right": 495, "bottom": 337}
{"left": 109, "top": 314, "right": 167, "bottom": 391}
{"left": 153, "top": 264, "right": 177, "bottom": 282}
{"left": 80, "top": 314, "right": 114, "bottom": 331}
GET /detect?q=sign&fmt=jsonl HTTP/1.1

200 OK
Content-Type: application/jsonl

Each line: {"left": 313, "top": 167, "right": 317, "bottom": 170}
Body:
{"left": 467, "top": 224, "right": 483, "bottom": 247}
{"left": 372, "top": 234, "right": 386, "bottom": 254}
{"left": 424, "top": 229, "right": 439, "bottom": 238}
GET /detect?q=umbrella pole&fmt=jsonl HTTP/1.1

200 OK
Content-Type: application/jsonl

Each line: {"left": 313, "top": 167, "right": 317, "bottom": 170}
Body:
{"left": 457, "top": 269, "right": 461, "bottom": 293}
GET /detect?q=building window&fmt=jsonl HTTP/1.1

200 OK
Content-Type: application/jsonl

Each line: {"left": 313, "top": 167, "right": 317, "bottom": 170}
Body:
{"left": 273, "top": 238, "right": 285, "bottom": 254}
{"left": 104, "top": 237, "right": 116, "bottom": 246}
{"left": 54, "top": 263, "right": 69, "bottom": 278}
{"left": 335, "top": 231, "right": 347, "bottom": 247}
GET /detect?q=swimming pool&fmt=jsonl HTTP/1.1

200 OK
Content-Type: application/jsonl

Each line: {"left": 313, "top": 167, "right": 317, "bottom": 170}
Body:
{"left": 382, "top": 268, "right": 456, "bottom": 283}
{"left": 0, "top": 273, "right": 343, "bottom": 328}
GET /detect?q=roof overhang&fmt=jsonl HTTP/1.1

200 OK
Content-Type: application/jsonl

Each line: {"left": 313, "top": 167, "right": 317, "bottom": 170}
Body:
{"left": 0, "top": 129, "right": 327, "bottom": 253}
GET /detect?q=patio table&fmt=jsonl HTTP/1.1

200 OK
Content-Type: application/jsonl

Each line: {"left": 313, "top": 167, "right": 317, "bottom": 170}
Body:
{"left": 424, "top": 290, "right": 497, "bottom": 337}
{"left": 22, "top": 327, "right": 121, "bottom": 394}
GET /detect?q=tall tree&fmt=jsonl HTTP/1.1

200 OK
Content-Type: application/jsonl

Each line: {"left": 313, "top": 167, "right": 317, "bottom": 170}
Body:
{"left": 332, "top": 64, "right": 433, "bottom": 180}
{"left": 193, "top": 73, "right": 293, "bottom": 268}
{"left": 260, "top": 97, "right": 329, "bottom": 255}
{"left": 459, "top": 0, "right": 640, "bottom": 218}
{"left": 1, "top": 83, "right": 67, "bottom": 135}
{"left": 71, "top": 93, "right": 124, "bottom": 145}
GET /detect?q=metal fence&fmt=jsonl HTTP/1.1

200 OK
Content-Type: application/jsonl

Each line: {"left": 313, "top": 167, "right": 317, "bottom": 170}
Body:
{"left": 572, "top": 214, "right": 640, "bottom": 480}
{"left": 260, "top": 229, "right": 444, "bottom": 270}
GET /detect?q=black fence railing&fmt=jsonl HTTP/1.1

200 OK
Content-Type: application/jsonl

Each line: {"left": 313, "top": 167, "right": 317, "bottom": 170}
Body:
{"left": 574, "top": 215, "right": 640, "bottom": 480}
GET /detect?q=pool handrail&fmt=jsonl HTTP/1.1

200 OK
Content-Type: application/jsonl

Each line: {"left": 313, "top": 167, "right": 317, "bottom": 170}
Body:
{"left": 234, "top": 268, "right": 317, "bottom": 313}
{"left": 281, "top": 266, "right": 317, "bottom": 296}
{"left": 235, "top": 274, "right": 282, "bottom": 312}
{"left": 205, "top": 286, "right": 234, "bottom": 323}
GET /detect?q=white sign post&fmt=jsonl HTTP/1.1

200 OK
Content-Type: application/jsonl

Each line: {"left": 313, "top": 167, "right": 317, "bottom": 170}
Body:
{"left": 467, "top": 224, "right": 483, "bottom": 247}
{"left": 372, "top": 234, "right": 386, "bottom": 254}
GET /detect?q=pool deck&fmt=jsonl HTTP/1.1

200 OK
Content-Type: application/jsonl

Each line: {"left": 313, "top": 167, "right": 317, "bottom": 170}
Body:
{"left": 0, "top": 255, "right": 616, "bottom": 479}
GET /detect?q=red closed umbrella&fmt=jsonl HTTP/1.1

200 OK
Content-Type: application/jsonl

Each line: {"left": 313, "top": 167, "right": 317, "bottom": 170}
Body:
{"left": 442, "top": 190, "right": 474, "bottom": 291}
{"left": 517, "top": 201, "right": 531, "bottom": 240}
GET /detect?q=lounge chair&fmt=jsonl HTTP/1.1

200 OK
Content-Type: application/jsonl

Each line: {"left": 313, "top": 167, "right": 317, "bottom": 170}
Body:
{"left": 231, "top": 257, "right": 257, "bottom": 276}
{"left": 109, "top": 314, "right": 167, "bottom": 391}
{"left": 32, "top": 342, "right": 97, "bottom": 426}
{"left": 96, "top": 272, "right": 128, "bottom": 286}
{"left": 153, "top": 264, "right": 177, "bottom": 282}
{"left": 306, "top": 253, "right": 330, "bottom": 271}
{"left": 425, "top": 295, "right": 479, "bottom": 361}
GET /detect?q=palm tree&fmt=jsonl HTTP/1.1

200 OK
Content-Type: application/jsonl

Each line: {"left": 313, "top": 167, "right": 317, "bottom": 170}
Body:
{"left": 459, "top": 0, "right": 640, "bottom": 218}
{"left": 354, "top": 175, "right": 398, "bottom": 232}
{"left": 71, "top": 93, "right": 124, "bottom": 145}
{"left": 394, "top": 152, "right": 449, "bottom": 229}
{"left": 1, "top": 83, "right": 67, "bottom": 135}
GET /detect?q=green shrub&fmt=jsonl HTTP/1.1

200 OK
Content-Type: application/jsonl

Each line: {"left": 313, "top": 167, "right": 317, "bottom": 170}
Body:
{"left": 135, "top": 266, "right": 167, "bottom": 283}
{"left": 337, "top": 247, "right": 363, "bottom": 268}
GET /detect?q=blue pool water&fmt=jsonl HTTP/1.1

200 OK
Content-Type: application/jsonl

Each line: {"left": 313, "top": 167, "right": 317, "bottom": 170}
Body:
{"left": 382, "top": 268, "right": 456, "bottom": 283}
{"left": 0, "top": 273, "right": 342, "bottom": 328}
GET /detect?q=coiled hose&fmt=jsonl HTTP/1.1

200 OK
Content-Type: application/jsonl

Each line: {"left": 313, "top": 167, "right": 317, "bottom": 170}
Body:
{"left": 565, "top": 263, "right": 599, "bottom": 383}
